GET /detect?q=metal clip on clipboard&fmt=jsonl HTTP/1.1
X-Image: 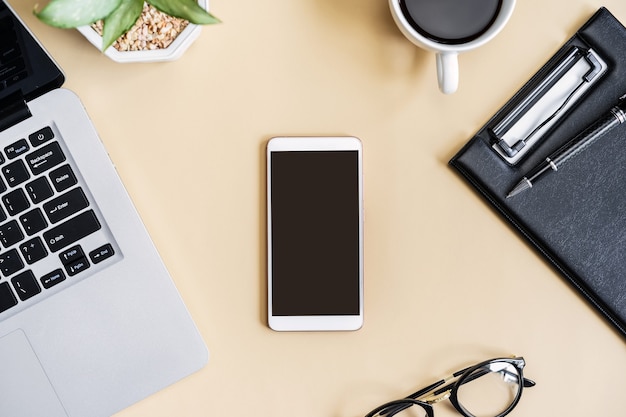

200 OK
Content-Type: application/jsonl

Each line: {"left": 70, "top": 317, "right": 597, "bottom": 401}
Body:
{"left": 489, "top": 47, "right": 608, "bottom": 164}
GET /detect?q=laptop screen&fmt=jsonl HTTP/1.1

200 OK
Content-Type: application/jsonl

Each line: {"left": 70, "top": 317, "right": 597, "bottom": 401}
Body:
{"left": 0, "top": 0, "right": 64, "bottom": 107}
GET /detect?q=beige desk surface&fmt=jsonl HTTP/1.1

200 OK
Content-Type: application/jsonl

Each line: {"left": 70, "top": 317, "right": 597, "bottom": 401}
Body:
{"left": 9, "top": 0, "right": 626, "bottom": 415}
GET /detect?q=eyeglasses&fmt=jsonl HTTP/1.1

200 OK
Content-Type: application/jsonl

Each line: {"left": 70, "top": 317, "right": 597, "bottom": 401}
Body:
{"left": 364, "top": 356, "right": 536, "bottom": 417}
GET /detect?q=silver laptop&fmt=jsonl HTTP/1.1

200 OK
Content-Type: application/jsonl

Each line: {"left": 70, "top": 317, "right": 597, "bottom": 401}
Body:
{"left": 0, "top": 3, "right": 208, "bottom": 416}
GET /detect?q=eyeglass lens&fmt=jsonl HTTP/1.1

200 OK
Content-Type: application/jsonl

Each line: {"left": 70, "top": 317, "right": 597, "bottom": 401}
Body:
{"left": 455, "top": 362, "right": 521, "bottom": 417}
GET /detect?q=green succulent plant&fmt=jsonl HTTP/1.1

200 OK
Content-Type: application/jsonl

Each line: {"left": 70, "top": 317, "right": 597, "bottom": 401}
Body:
{"left": 35, "top": 0, "right": 220, "bottom": 51}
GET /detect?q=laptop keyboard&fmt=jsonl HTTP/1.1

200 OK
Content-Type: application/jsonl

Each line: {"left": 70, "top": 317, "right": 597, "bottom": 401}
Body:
{"left": 0, "top": 124, "right": 119, "bottom": 318}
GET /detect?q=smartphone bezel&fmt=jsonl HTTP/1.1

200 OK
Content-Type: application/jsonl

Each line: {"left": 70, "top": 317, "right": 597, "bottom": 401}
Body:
{"left": 266, "top": 136, "right": 364, "bottom": 331}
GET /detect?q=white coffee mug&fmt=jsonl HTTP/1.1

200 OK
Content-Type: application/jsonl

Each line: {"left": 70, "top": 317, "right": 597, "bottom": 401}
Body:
{"left": 389, "top": 0, "right": 516, "bottom": 94}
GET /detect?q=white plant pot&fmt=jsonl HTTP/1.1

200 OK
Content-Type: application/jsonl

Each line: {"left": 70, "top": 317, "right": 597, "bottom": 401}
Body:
{"left": 77, "top": 0, "right": 208, "bottom": 63}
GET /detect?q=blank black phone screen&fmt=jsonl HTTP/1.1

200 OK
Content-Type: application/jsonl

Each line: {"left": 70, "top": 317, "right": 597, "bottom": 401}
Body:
{"left": 270, "top": 151, "right": 360, "bottom": 316}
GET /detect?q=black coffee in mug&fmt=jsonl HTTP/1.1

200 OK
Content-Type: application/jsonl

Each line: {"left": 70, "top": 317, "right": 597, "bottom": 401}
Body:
{"left": 399, "top": 0, "right": 502, "bottom": 45}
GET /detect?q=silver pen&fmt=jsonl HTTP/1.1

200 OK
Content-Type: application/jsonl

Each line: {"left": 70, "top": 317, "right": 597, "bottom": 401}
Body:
{"left": 507, "top": 94, "right": 626, "bottom": 198}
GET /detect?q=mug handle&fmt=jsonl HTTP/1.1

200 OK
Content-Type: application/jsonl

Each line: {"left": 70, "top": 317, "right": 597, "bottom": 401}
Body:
{"left": 436, "top": 52, "right": 459, "bottom": 94}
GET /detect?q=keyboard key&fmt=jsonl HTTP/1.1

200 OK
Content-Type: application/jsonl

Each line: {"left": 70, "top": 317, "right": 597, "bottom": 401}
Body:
{"left": 40, "top": 269, "right": 66, "bottom": 289}
{"left": 89, "top": 244, "right": 114, "bottom": 264}
{"left": 0, "top": 57, "right": 25, "bottom": 84}
{"left": 0, "top": 220, "right": 23, "bottom": 248}
{"left": 2, "top": 159, "right": 30, "bottom": 187}
{"left": 19, "top": 208, "right": 48, "bottom": 236}
{"left": 0, "top": 44, "right": 22, "bottom": 65}
{"left": 20, "top": 237, "right": 48, "bottom": 265}
{"left": 0, "top": 50, "right": 20, "bottom": 66}
{"left": 3, "top": 188, "right": 30, "bottom": 216}
{"left": 0, "top": 44, "right": 20, "bottom": 67}
{"left": 49, "top": 164, "right": 77, "bottom": 192}
{"left": 11, "top": 270, "right": 40, "bottom": 301}
{"left": 43, "top": 187, "right": 89, "bottom": 224}
{"left": 28, "top": 126, "right": 55, "bottom": 147}
{"left": 4, "top": 138, "right": 29, "bottom": 159}
{"left": 0, "top": 40, "right": 18, "bottom": 58}
{"left": 4, "top": 70, "right": 27, "bottom": 87}
{"left": 0, "top": 249, "right": 24, "bottom": 276}
{"left": 25, "top": 141, "right": 65, "bottom": 175}
{"left": 25, "top": 177, "right": 54, "bottom": 204}
{"left": 59, "top": 245, "right": 83, "bottom": 265}
{"left": 65, "top": 257, "right": 89, "bottom": 276}
{"left": 43, "top": 210, "right": 101, "bottom": 252}
{"left": 0, "top": 282, "right": 17, "bottom": 313}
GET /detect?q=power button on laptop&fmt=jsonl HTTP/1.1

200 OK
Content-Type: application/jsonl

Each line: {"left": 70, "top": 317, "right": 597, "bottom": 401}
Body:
{"left": 28, "top": 126, "right": 54, "bottom": 147}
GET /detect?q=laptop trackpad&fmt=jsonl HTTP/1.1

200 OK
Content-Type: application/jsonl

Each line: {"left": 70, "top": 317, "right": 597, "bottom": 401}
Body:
{"left": 0, "top": 330, "right": 68, "bottom": 417}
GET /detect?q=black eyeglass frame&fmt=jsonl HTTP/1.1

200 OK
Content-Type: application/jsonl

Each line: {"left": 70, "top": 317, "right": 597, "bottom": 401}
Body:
{"left": 364, "top": 356, "right": 536, "bottom": 417}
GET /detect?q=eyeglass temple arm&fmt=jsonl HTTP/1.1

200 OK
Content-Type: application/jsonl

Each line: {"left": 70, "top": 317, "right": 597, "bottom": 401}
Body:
{"left": 376, "top": 369, "right": 472, "bottom": 417}
{"left": 405, "top": 366, "right": 473, "bottom": 400}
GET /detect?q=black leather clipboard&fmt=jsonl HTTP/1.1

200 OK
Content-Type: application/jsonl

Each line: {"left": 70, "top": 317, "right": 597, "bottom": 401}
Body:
{"left": 449, "top": 8, "right": 626, "bottom": 338}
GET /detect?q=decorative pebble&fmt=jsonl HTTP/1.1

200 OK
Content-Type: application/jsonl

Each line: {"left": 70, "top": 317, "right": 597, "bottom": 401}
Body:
{"left": 92, "top": 3, "right": 189, "bottom": 51}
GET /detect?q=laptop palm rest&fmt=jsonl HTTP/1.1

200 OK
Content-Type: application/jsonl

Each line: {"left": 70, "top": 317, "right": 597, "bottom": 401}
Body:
{"left": 0, "top": 330, "right": 68, "bottom": 417}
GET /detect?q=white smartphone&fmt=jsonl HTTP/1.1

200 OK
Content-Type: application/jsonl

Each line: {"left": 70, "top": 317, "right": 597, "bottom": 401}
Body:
{"left": 267, "top": 136, "right": 364, "bottom": 331}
